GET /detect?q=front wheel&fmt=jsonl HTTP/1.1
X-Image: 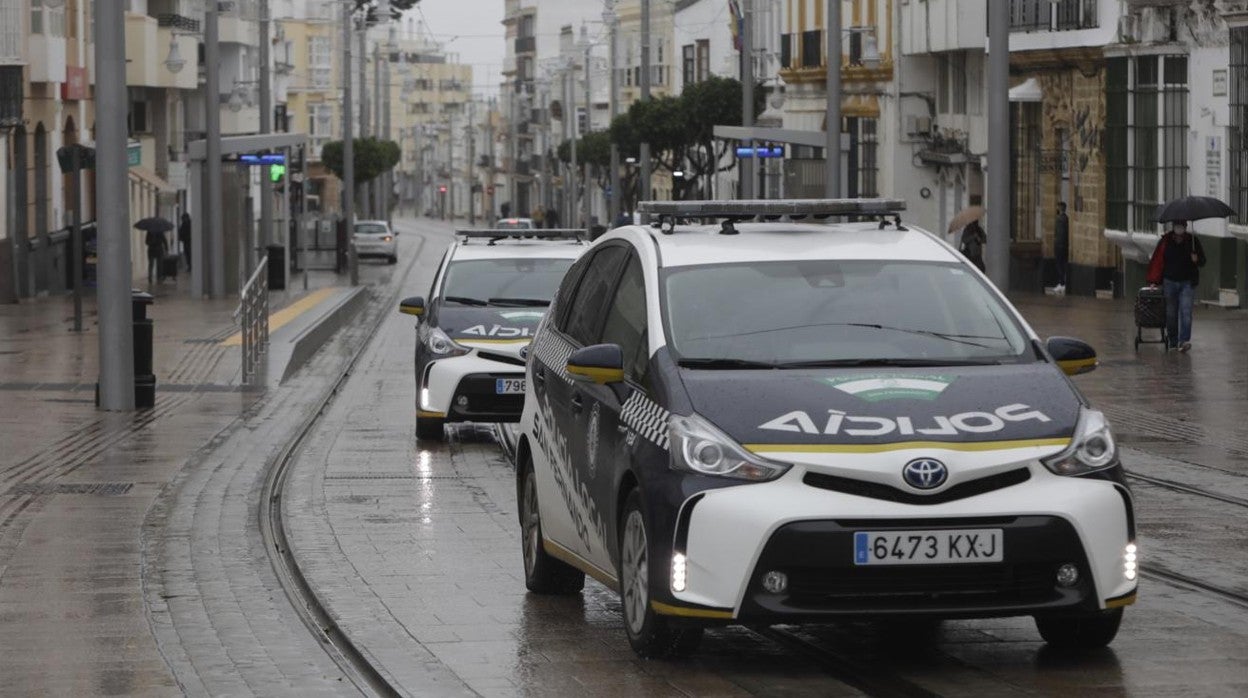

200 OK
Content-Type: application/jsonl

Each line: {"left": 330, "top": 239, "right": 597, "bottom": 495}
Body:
{"left": 1035, "top": 608, "right": 1123, "bottom": 650}
{"left": 619, "top": 489, "right": 703, "bottom": 658}
{"left": 519, "top": 463, "right": 584, "bottom": 594}
{"left": 388, "top": 255, "right": 398, "bottom": 265}
{"left": 416, "top": 414, "right": 445, "bottom": 441}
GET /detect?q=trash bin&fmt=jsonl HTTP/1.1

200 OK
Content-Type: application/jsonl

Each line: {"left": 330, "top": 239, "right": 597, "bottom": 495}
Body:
{"left": 266, "top": 245, "right": 286, "bottom": 290}
{"left": 132, "top": 290, "right": 156, "bottom": 408}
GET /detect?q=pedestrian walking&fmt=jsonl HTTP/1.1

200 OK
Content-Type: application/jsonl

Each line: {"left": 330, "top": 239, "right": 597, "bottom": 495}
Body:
{"left": 178, "top": 212, "right": 192, "bottom": 271}
{"left": 546, "top": 206, "right": 560, "bottom": 229}
{"left": 146, "top": 229, "right": 169, "bottom": 284}
{"left": 531, "top": 206, "right": 545, "bottom": 228}
{"left": 1054, "top": 202, "right": 1069, "bottom": 293}
{"left": 959, "top": 219, "right": 987, "bottom": 273}
{"left": 1147, "top": 220, "right": 1206, "bottom": 352}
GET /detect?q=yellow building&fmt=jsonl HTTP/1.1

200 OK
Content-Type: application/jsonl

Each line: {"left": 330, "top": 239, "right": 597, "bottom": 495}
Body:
{"left": 276, "top": 10, "right": 342, "bottom": 213}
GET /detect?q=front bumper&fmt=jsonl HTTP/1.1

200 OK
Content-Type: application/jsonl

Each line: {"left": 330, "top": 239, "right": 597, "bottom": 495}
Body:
{"left": 668, "top": 462, "right": 1136, "bottom": 621}
{"left": 420, "top": 352, "right": 528, "bottom": 423}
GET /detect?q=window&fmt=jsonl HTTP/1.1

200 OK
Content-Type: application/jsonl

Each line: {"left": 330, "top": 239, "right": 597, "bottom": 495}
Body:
{"left": 696, "top": 40, "right": 710, "bottom": 82}
{"left": 938, "top": 53, "right": 967, "bottom": 115}
{"left": 780, "top": 34, "right": 792, "bottom": 69}
{"left": 1010, "top": 0, "right": 1097, "bottom": 32}
{"left": 308, "top": 36, "right": 332, "bottom": 88}
{"left": 0, "top": 0, "right": 21, "bottom": 59}
{"left": 682, "top": 44, "right": 695, "bottom": 86}
{"left": 600, "top": 256, "right": 649, "bottom": 381}
{"left": 801, "top": 30, "right": 821, "bottom": 69}
{"left": 441, "top": 258, "right": 576, "bottom": 306}
{"left": 1106, "top": 55, "right": 1188, "bottom": 232}
{"left": 848, "top": 118, "right": 879, "bottom": 198}
{"left": 1231, "top": 29, "right": 1248, "bottom": 224}
{"left": 564, "top": 246, "right": 628, "bottom": 346}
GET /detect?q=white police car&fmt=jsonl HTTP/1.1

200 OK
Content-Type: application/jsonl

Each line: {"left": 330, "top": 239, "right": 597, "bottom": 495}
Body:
{"left": 514, "top": 199, "right": 1136, "bottom": 657}
{"left": 399, "top": 229, "right": 587, "bottom": 440}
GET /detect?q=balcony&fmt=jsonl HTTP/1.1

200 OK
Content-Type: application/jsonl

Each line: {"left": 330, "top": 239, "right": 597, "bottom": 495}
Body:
{"left": 28, "top": 34, "right": 66, "bottom": 84}
{"left": 1010, "top": 0, "right": 1098, "bottom": 33}
{"left": 514, "top": 35, "right": 536, "bottom": 54}
{"left": 0, "top": 65, "right": 22, "bottom": 128}
{"left": 126, "top": 15, "right": 199, "bottom": 90}
{"left": 900, "top": 0, "right": 987, "bottom": 55}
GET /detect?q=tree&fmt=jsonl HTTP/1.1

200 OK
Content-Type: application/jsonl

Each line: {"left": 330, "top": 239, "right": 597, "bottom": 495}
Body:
{"left": 681, "top": 76, "right": 753, "bottom": 200}
{"left": 322, "top": 137, "right": 402, "bottom": 185}
{"left": 352, "top": 0, "right": 420, "bottom": 24}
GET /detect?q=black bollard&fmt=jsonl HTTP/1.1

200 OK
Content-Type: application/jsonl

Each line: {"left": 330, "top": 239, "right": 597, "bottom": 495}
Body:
{"left": 132, "top": 291, "right": 156, "bottom": 408}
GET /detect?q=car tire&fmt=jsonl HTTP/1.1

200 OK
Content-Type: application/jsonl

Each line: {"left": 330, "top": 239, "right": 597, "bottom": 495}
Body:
{"left": 518, "top": 461, "right": 585, "bottom": 594}
{"left": 618, "top": 489, "right": 704, "bottom": 658}
{"left": 415, "top": 415, "right": 445, "bottom": 442}
{"left": 388, "top": 255, "right": 397, "bottom": 265}
{"left": 1035, "top": 608, "right": 1123, "bottom": 650}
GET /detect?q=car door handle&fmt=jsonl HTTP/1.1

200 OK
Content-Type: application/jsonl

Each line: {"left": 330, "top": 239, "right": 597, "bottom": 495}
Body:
{"left": 533, "top": 366, "right": 545, "bottom": 386}
{"left": 570, "top": 392, "right": 584, "bottom": 413}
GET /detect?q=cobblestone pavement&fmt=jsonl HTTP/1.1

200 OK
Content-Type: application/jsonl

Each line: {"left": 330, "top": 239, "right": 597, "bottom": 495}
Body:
{"left": 0, "top": 219, "right": 438, "bottom": 695}
{"left": 281, "top": 290, "right": 1248, "bottom": 696}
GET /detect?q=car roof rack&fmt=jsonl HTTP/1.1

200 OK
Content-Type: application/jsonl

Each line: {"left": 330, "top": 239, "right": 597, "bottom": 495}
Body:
{"left": 637, "top": 198, "right": 908, "bottom": 235}
{"left": 455, "top": 228, "right": 587, "bottom": 245}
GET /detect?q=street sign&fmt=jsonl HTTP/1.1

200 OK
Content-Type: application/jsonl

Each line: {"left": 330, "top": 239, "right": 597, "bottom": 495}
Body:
{"left": 736, "top": 145, "right": 785, "bottom": 159}
{"left": 127, "top": 141, "right": 142, "bottom": 167}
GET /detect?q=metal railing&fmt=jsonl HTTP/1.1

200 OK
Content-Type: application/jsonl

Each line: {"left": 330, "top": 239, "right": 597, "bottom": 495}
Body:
{"left": 234, "top": 255, "right": 269, "bottom": 385}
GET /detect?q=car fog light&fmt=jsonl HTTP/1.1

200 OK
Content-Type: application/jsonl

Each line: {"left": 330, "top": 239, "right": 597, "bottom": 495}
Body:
{"left": 1056, "top": 563, "right": 1080, "bottom": 588}
{"left": 671, "top": 553, "right": 687, "bottom": 592}
{"left": 761, "top": 570, "right": 788, "bottom": 594}
{"left": 457, "top": 395, "right": 469, "bottom": 407}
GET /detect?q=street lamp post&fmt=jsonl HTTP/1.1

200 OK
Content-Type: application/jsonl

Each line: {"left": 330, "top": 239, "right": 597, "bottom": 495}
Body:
{"left": 259, "top": 0, "right": 273, "bottom": 267}
{"left": 741, "top": 0, "right": 754, "bottom": 199}
{"left": 987, "top": 0, "right": 1010, "bottom": 288}
{"left": 639, "top": 0, "right": 651, "bottom": 219}
{"left": 582, "top": 26, "right": 592, "bottom": 229}
{"left": 605, "top": 2, "right": 620, "bottom": 226}
{"left": 341, "top": 0, "right": 356, "bottom": 283}
{"left": 825, "top": 0, "right": 841, "bottom": 199}
{"left": 95, "top": 0, "right": 134, "bottom": 410}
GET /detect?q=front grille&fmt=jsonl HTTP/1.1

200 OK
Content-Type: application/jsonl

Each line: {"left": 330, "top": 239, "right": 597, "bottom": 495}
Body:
{"left": 803, "top": 467, "right": 1031, "bottom": 505}
{"left": 477, "top": 350, "right": 526, "bottom": 367}
{"left": 786, "top": 563, "right": 1058, "bottom": 608}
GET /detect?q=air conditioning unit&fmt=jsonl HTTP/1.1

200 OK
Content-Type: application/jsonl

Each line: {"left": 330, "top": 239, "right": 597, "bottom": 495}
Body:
{"left": 1118, "top": 15, "right": 1139, "bottom": 44}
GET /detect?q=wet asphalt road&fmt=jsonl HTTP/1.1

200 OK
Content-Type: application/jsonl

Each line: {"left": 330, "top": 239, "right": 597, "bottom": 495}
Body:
{"left": 273, "top": 231, "right": 1248, "bottom": 696}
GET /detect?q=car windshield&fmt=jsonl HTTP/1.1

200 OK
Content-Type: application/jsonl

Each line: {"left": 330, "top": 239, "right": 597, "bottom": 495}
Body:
{"left": 441, "top": 258, "right": 574, "bottom": 306}
{"left": 662, "top": 259, "right": 1033, "bottom": 367}
{"left": 497, "top": 219, "right": 533, "bottom": 230}
{"left": 355, "top": 224, "right": 388, "bottom": 235}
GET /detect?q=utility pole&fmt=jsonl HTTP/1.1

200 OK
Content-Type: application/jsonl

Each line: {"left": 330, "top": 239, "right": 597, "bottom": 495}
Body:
{"left": 741, "top": 0, "right": 754, "bottom": 199}
{"left": 206, "top": 1, "right": 224, "bottom": 297}
{"left": 448, "top": 112, "right": 455, "bottom": 224}
{"left": 486, "top": 98, "right": 496, "bottom": 224}
{"left": 509, "top": 87, "right": 517, "bottom": 217}
{"left": 987, "top": 0, "right": 1010, "bottom": 288}
{"left": 583, "top": 29, "right": 592, "bottom": 229}
{"left": 358, "top": 24, "right": 369, "bottom": 218}
{"left": 342, "top": 0, "right": 355, "bottom": 282}
{"left": 95, "top": 1, "right": 135, "bottom": 410}
{"left": 374, "top": 41, "right": 383, "bottom": 218}
{"left": 606, "top": 2, "right": 620, "bottom": 224}
{"left": 259, "top": 0, "right": 273, "bottom": 266}
{"left": 567, "top": 60, "right": 578, "bottom": 228}
{"left": 468, "top": 100, "right": 476, "bottom": 224}
{"left": 639, "top": 0, "right": 651, "bottom": 219}
{"left": 381, "top": 0, "right": 393, "bottom": 222}
{"left": 825, "top": 0, "right": 841, "bottom": 199}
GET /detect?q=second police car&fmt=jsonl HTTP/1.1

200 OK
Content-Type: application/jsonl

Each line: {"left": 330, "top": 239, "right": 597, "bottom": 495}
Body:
{"left": 399, "top": 228, "right": 587, "bottom": 440}
{"left": 514, "top": 199, "right": 1137, "bottom": 657}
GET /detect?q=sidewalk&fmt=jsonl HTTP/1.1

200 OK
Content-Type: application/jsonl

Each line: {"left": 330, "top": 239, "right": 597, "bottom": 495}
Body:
{"left": 0, "top": 217, "right": 449, "bottom": 694}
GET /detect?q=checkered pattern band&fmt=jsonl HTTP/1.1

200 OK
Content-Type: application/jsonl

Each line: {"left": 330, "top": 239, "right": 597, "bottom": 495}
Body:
{"left": 532, "top": 330, "right": 574, "bottom": 384}
{"left": 621, "top": 391, "right": 670, "bottom": 450}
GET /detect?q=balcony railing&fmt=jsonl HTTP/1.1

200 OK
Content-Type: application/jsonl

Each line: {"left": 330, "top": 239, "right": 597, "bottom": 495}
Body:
{"left": 514, "top": 35, "right": 536, "bottom": 54}
{"left": 156, "top": 14, "right": 200, "bottom": 32}
{"left": 1010, "top": 0, "right": 1098, "bottom": 32}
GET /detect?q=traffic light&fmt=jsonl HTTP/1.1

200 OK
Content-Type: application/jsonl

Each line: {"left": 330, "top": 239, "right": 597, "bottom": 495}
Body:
{"left": 439, "top": 185, "right": 448, "bottom": 194}
{"left": 269, "top": 163, "right": 286, "bottom": 184}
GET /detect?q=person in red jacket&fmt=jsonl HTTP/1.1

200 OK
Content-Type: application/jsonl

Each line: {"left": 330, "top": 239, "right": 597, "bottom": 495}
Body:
{"left": 1146, "top": 220, "right": 1206, "bottom": 352}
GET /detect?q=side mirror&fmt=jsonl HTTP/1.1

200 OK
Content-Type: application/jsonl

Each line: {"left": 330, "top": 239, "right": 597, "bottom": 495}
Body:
{"left": 567, "top": 344, "right": 625, "bottom": 384}
{"left": 1047, "top": 336, "right": 1097, "bottom": 376}
{"left": 399, "top": 296, "right": 425, "bottom": 317}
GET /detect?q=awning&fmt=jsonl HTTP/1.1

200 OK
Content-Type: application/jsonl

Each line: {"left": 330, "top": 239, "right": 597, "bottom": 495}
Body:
{"left": 128, "top": 166, "right": 175, "bottom": 193}
{"left": 1009, "top": 78, "right": 1043, "bottom": 103}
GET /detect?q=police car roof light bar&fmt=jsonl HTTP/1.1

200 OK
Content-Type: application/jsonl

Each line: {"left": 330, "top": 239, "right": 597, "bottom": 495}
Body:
{"left": 637, "top": 198, "right": 907, "bottom": 221}
{"left": 455, "top": 228, "right": 587, "bottom": 245}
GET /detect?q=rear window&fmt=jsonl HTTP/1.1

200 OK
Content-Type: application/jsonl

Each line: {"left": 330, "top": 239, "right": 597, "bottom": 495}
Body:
{"left": 355, "top": 224, "right": 388, "bottom": 235}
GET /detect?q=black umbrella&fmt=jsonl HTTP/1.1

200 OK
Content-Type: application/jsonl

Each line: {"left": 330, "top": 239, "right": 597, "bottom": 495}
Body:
{"left": 134, "top": 216, "right": 174, "bottom": 233}
{"left": 1153, "top": 196, "right": 1235, "bottom": 223}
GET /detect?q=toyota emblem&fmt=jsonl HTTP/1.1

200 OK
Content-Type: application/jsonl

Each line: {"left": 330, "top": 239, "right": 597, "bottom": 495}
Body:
{"left": 902, "top": 458, "right": 948, "bottom": 490}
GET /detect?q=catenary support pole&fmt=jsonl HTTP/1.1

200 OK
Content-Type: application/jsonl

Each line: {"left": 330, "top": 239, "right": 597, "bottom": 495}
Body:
{"left": 987, "top": 0, "right": 1010, "bottom": 288}
{"left": 639, "top": 0, "right": 651, "bottom": 220}
{"left": 825, "top": 0, "right": 841, "bottom": 199}
{"left": 206, "top": 1, "right": 224, "bottom": 297}
{"left": 95, "top": 1, "right": 134, "bottom": 410}
{"left": 607, "top": 2, "right": 620, "bottom": 223}
{"left": 259, "top": 0, "right": 273, "bottom": 261}
{"left": 741, "top": 0, "right": 754, "bottom": 199}
{"left": 584, "top": 38, "right": 592, "bottom": 228}
{"left": 358, "top": 24, "right": 369, "bottom": 218}
{"left": 568, "top": 63, "right": 578, "bottom": 228}
{"left": 71, "top": 146, "right": 82, "bottom": 332}
{"left": 342, "top": 1, "right": 355, "bottom": 281}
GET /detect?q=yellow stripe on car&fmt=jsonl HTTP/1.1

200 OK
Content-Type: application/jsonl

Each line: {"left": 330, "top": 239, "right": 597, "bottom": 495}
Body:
{"left": 1058, "top": 357, "right": 1098, "bottom": 376}
{"left": 743, "top": 438, "right": 1072, "bottom": 455}
{"left": 566, "top": 364, "right": 624, "bottom": 383}
{"left": 649, "top": 600, "right": 734, "bottom": 619}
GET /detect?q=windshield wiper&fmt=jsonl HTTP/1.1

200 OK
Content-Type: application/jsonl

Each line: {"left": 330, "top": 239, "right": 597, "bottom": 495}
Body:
{"left": 488, "top": 297, "right": 550, "bottom": 307}
{"left": 443, "top": 295, "right": 488, "bottom": 307}
{"left": 776, "top": 357, "right": 1005, "bottom": 368}
{"left": 678, "top": 357, "right": 780, "bottom": 370}
{"left": 838, "top": 323, "right": 1001, "bottom": 350}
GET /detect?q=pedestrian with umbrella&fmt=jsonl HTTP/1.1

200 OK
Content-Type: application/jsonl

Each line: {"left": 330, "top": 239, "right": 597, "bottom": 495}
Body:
{"left": 1145, "top": 196, "right": 1233, "bottom": 352}
{"left": 948, "top": 206, "right": 987, "bottom": 273}
{"left": 135, "top": 217, "right": 174, "bottom": 285}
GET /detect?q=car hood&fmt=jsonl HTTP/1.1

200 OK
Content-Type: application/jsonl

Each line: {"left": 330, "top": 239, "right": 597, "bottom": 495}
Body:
{"left": 680, "top": 364, "right": 1082, "bottom": 450}
{"left": 437, "top": 307, "right": 547, "bottom": 348}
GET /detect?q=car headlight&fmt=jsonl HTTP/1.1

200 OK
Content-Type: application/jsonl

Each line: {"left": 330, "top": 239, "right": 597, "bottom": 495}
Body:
{"left": 1042, "top": 408, "right": 1117, "bottom": 475}
{"left": 418, "top": 324, "right": 469, "bottom": 357}
{"left": 669, "top": 413, "right": 790, "bottom": 482}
